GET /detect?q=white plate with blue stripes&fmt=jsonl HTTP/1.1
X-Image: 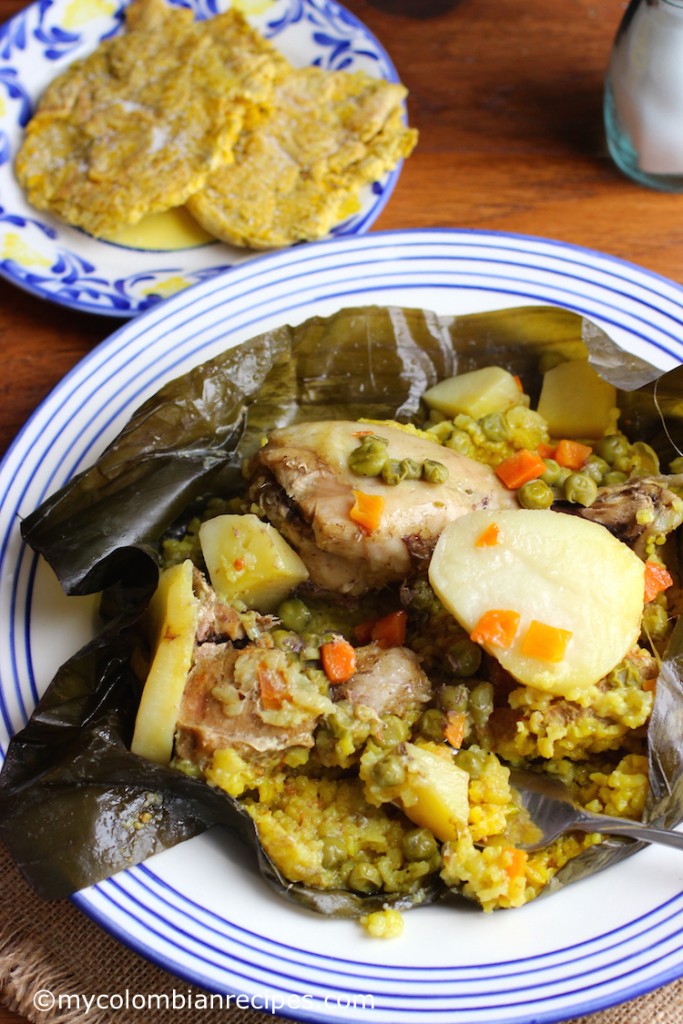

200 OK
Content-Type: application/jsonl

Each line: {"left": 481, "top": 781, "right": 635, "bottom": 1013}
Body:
{"left": 3, "top": 228, "right": 683, "bottom": 1023}
{"left": 0, "top": 0, "right": 403, "bottom": 317}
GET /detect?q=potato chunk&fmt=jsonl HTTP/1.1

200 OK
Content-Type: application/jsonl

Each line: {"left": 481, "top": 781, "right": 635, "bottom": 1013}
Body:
{"left": 429, "top": 509, "right": 645, "bottom": 699}
{"left": 397, "top": 743, "right": 470, "bottom": 842}
{"left": 131, "top": 559, "right": 199, "bottom": 765}
{"left": 422, "top": 367, "right": 522, "bottom": 419}
{"left": 537, "top": 359, "right": 616, "bottom": 438}
{"left": 199, "top": 513, "right": 309, "bottom": 612}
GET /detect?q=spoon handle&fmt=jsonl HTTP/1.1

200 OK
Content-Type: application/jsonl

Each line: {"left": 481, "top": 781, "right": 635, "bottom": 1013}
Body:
{"left": 579, "top": 813, "right": 683, "bottom": 851}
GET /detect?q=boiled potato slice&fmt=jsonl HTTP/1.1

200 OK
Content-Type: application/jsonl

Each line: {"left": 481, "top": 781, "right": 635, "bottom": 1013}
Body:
{"left": 396, "top": 743, "right": 470, "bottom": 843}
{"left": 429, "top": 509, "right": 645, "bottom": 699}
{"left": 422, "top": 367, "right": 522, "bottom": 419}
{"left": 537, "top": 359, "right": 616, "bottom": 438}
{"left": 199, "top": 513, "right": 309, "bottom": 612}
{"left": 131, "top": 559, "right": 199, "bottom": 765}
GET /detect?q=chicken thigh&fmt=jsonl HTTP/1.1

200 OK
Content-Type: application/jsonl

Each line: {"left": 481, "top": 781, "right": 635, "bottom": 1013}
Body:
{"left": 246, "top": 419, "right": 517, "bottom": 595}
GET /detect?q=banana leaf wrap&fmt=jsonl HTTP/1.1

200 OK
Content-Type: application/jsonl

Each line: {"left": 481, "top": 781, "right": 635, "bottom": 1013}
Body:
{"left": 2, "top": 303, "right": 683, "bottom": 912}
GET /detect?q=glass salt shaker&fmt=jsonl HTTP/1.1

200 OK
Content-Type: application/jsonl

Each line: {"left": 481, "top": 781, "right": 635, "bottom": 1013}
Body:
{"left": 605, "top": 0, "right": 683, "bottom": 191}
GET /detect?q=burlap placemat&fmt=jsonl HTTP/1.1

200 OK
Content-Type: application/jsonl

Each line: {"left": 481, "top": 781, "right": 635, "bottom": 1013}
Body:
{"left": 0, "top": 840, "right": 681, "bottom": 1024}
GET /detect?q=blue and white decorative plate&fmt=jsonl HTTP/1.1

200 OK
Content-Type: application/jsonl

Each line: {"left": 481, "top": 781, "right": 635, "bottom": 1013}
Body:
{"left": 3, "top": 229, "right": 683, "bottom": 1023}
{"left": 0, "top": 0, "right": 401, "bottom": 317}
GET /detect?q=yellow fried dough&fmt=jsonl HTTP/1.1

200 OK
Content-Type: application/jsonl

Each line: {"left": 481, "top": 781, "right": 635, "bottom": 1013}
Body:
{"left": 185, "top": 66, "right": 418, "bottom": 249}
{"left": 15, "top": 0, "right": 289, "bottom": 237}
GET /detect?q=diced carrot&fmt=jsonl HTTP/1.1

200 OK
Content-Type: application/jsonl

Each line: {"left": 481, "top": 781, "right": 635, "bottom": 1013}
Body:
{"left": 353, "top": 429, "right": 375, "bottom": 437}
{"left": 504, "top": 847, "right": 528, "bottom": 882}
{"left": 513, "top": 374, "right": 524, "bottom": 393}
{"left": 354, "top": 617, "right": 377, "bottom": 644}
{"left": 475, "top": 522, "right": 500, "bottom": 547}
{"left": 494, "top": 449, "right": 546, "bottom": 489}
{"left": 371, "top": 609, "right": 408, "bottom": 648}
{"left": 537, "top": 441, "right": 556, "bottom": 460}
{"left": 355, "top": 610, "right": 408, "bottom": 647}
{"left": 644, "top": 560, "right": 673, "bottom": 603}
{"left": 643, "top": 676, "right": 657, "bottom": 694}
{"left": 444, "top": 711, "right": 467, "bottom": 749}
{"left": 257, "top": 662, "right": 288, "bottom": 709}
{"left": 233, "top": 557, "right": 245, "bottom": 571}
{"left": 554, "top": 439, "right": 592, "bottom": 470}
{"left": 350, "top": 490, "right": 385, "bottom": 534}
{"left": 321, "top": 637, "right": 357, "bottom": 684}
{"left": 470, "top": 609, "right": 520, "bottom": 649}
{"left": 520, "top": 620, "right": 572, "bottom": 662}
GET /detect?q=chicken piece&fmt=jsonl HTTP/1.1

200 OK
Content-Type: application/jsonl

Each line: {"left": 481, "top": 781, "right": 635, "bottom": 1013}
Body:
{"left": 577, "top": 475, "right": 683, "bottom": 558}
{"left": 246, "top": 420, "right": 517, "bottom": 595}
{"left": 193, "top": 568, "right": 251, "bottom": 643}
{"left": 336, "top": 644, "right": 433, "bottom": 719}
{"left": 175, "top": 641, "right": 332, "bottom": 766}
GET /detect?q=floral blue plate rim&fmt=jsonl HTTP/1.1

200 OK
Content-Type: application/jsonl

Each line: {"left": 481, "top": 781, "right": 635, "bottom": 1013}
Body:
{"left": 0, "top": 0, "right": 402, "bottom": 317}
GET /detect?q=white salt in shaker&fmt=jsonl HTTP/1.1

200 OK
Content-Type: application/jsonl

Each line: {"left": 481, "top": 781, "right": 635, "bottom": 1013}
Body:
{"left": 605, "top": 0, "right": 683, "bottom": 190}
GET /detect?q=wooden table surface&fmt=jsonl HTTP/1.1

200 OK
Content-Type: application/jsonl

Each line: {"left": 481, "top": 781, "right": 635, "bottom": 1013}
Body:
{"left": 0, "top": 0, "right": 681, "bottom": 1021}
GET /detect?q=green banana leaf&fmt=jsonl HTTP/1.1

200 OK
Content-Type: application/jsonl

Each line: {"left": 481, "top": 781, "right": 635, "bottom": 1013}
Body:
{"left": 2, "top": 303, "right": 682, "bottom": 911}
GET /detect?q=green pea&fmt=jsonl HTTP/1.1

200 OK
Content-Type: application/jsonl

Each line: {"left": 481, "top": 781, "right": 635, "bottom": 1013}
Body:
{"left": 613, "top": 454, "right": 633, "bottom": 474}
{"left": 348, "top": 862, "right": 383, "bottom": 894}
{"left": 517, "top": 479, "right": 554, "bottom": 509}
{"left": 277, "top": 598, "right": 312, "bottom": 633}
{"left": 383, "top": 457, "right": 424, "bottom": 485}
{"left": 348, "top": 436, "right": 388, "bottom": 477}
{"left": 301, "top": 631, "right": 322, "bottom": 660}
{"left": 563, "top": 471, "right": 598, "bottom": 507}
{"left": 408, "top": 578, "right": 437, "bottom": 612}
{"left": 596, "top": 433, "right": 629, "bottom": 466}
{"left": 439, "top": 683, "right": 470, "bottom": 713}
{"left": 321, "top": 837, "right": 347, "bottom": 868}
{"left": 603, "top": 470, "right": 628, "bottom": 487}
{"left": 372, "top": 753, "right": 407, "bottom": 788}
{"left": 468, "top": 682, "right": 494, "bottom": 730}
{"left": 480, "top": 412, "right": 510, "bottom": 443}
{"left": 381, "top": 458, "right": 406, "bottom": 485}
{"left": 541, "top": 458, "right": 563, "bottom": 486}
{"left": 426, "top": 420, "right": 454, "bottom": 443}
{"left": 446, "top": 430, "right": 474, "bottom": 457}
{"left": 269, "top": 628, "right": 291, "bottom": 646}
{"left": 270, "top": 629, "right": 302, "bottom": 653}
{"left": 377, "top": 715, "right": 410, "bottom": 748}
{"left": 423, "top": 459, "right": 449, "bottom": 484}
{"left": 402, "top": 827, "right": 439, "bottom": 862}
{"left": 630, "top": 441, "right": 660, "bottom": 476}
{"left": 418, "top": 708, "right": 447, "bottom": 741}
{"left": 454, "top": 745, "right": 487, "bottom": 777}
{"left": 403, "top": 458, "right": 424, "bottom": 479}
{"left": 583, "top": 455, "right": 610, "bottom": 484}
{"left": 446, "top": 637, "right": 482, "bottom": 677}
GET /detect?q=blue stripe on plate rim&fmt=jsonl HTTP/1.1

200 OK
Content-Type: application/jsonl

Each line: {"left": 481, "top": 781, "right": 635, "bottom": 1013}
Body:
{"left": 110, "top": 861, "right": 683, "bottom": 982}
{"left": 73, "top": 877, "right": 683, "bottom": 1024}
{"left": 2, "top": 228, "right": 683, "bottom": 1023}
{"left": 78, "top": 867, "right": 683, "bottom": 994}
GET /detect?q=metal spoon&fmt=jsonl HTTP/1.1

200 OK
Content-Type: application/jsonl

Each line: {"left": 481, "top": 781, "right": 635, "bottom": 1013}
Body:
{"left": 508, "top": 768, "right": 683, "bottom": 852}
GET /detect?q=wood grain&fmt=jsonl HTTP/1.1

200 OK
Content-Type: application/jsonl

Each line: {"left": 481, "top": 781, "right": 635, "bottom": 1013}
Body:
{"left": 0, "top": 0, "right": 678, "bottom": 1021}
